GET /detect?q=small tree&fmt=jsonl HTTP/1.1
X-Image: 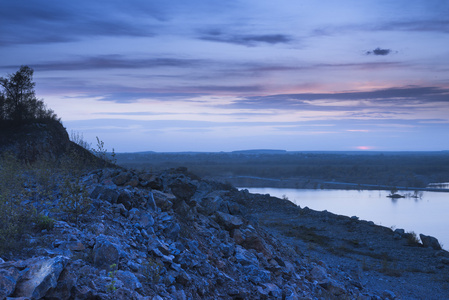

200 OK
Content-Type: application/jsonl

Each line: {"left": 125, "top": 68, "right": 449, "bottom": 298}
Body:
{"left": 58, "top": 176, "right": 91, "bottom": 226}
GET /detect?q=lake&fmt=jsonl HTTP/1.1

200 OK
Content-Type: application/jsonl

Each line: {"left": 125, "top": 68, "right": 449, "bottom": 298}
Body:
{"left": 240, "top": 187, "right": 449, "bottom": 250}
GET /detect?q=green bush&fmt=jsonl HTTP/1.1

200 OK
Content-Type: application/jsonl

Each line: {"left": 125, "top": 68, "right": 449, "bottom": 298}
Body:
{"left": 0, "top": 152, "right": 33, "bottom": 255}
{"left": 58, "top": 176, "right": 91, "bottom": 226}
{"left": 34, "top": 213, "right": 55, "bottom": 231}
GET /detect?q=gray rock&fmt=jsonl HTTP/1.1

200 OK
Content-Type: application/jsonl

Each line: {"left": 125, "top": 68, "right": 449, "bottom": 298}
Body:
{"left": 99, "top": 186, "right": 120, "bottom": 203}
{"left": 139, "top": 173, "right": 163, "bottom": 189}
{"left": 215, "top": 211, "right": 244, "bottom": 231}
{"left": 394, "top": 228, "right": 405, "bottom": 235}
{"left": 13, "top": 256, "right": 68, "bottom": 299}
{"left": 262, "top": 283, "right": 282, "bottom": 298}
{"left": 235, "top": 245, "right": 259, "bottom": 266}
{"left": 127, "top": 261, "right": 140, "bottom": 272}
{"left": 113, "top": 172, "right": 132, "bottom": 186}
{"left": 66, "top": 240, "right": 85, "bottom": 251}
{"left": 45, "top": 267, "right": 77, "bottom": 300}
{"left": 232, "top": 229, "right": 245, "bottom": 245}
{"left": 227, "top": 201, "right": 241, "bottom": 215}
{"left": 124, "top": 176, "right": 140, "bottom": 187}
{"left": 164, "top": 222, "right": 181, "bottom": 241}
{"left": 112, "top": 203, "right": 129, "bottom": 217}
{"left": 219, "top": 242, "right": 235, "bottom": 258}
{"left": 93, "top": 235, "right": 121, "bottom": 270}
{"left": 439, "top": 257, "right": 449, "bottom": 265}
{"left": 240, "top": 231, "right": 272, "bottom": 258}
{"left": 116, "top": 270, "right": 142, "bottom": 290}
{"left": 243, "top": 265, "right": 271, "bottom": 284}
{"left": 0, "top": 267, "right": 20, "bottom": 299}
{"left": 152, "top": 190, "right": 175, "bottom": 211}
{"left": 309, "top": 265, "right": 328, "bottom": 283}
{"left": 129, "top": 207, "right": 140, "bottom": 220}
{"left": 175, "top": 270, "right": 191, "bottom": 285}
{"left": 140, "top": 212, "right": 155, "bottom": 229}
{"left": 141, "top": 228, "right": 150, "bottom": 239}
{"left": 169, "top": 179, "right": 197, "bottom": 203}
{"left": 118, "top": 189, "right": 134, "bottom": 210}
{"left": 147, "top": 192, "right": 157, "bottom": 211}
{"left": 420, "top": 234, "right": 442, "bottom": 250}
{"left": 382, "top": 289, "right": 396, "bottom": 300}
{"left": 199, "top": 192, "right": 225, "bottom": 215}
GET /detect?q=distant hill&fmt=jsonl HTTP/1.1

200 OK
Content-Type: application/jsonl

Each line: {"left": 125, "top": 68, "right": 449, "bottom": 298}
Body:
{"left": 231, "top": 149, "right": 287, "bottom": 154}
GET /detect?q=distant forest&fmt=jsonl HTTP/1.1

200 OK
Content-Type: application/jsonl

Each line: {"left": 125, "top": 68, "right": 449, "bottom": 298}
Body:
{"left": 115, "top": 151, "right": 449, "bottom": 189}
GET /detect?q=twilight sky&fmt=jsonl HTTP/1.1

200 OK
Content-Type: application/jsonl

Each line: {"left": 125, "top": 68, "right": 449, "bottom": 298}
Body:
{"left": 1, "top": 0, "right": 448, "bottom": 152}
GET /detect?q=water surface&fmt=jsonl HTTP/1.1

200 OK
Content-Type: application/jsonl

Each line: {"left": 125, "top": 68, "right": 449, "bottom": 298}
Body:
{"left": 241, "top": 187, "right": 449, "bottom": 249}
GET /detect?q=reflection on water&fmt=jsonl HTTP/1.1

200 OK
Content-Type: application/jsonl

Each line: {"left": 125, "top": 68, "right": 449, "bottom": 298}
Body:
{"left": 428, "top": 182, "right": 449, "bottom": 189}
{"left": 241, "top": 187, "right": 449, "bottom": 250}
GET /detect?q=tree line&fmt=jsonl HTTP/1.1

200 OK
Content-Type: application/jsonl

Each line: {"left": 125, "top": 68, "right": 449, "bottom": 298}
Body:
{"left": 115, "top": 151, "right": 449, "bottom": 188}
{"left": 0, "top": 66, "right": 59, "bottom": 124}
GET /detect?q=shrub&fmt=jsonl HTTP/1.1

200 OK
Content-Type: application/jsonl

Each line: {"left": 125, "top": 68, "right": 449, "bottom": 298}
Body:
{"left": 34, "top": 213, "right": 55, "bottom": 231}
{"left": 405, "top": 231, "right": 421, "bottom": 246}
{"left": 70, "top": 130, "right": 91, "bottom": 150}
{"left": 0, "top": 152, "right": 33, "bottom": 255}
{"left": 91, "top": 136, "right": 116, "bottom": 166}
{"left": 107, "top": 264, "right": 118, "bottom": 293}
{"left": 143, "top": 257, "right": 162, "bottom": 285}
{"left": 58, "top": 176, "right": 91, "bottom": 226}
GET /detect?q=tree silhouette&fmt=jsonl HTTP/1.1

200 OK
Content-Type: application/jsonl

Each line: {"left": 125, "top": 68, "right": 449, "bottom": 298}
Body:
{"left": 0, "top": 66, "right": 58, "bottom": 122}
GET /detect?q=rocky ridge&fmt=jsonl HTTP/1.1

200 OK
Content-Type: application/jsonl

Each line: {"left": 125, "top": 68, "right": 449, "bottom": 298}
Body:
{"left": 1, "top": 167, "right": 449, "bottom": 299}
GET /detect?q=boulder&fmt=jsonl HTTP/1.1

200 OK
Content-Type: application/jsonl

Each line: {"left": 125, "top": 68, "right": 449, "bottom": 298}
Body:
{"left": 309, "top": 265, "right": 328, "bottom": 283}
{"left": 93, "top": 235, "right": 121, "bottom": 270}
{"left": 164, "top": 222, "right": 181, "bottom": 241}
{"left": 45, "top": 267, "right": 77, "bottom": 300}
{"left": 13, "top": 256, "right": 68, "bottom": 299}
{"left": 116, "top": 270, "right": 142, "bottom": 291}
{"left": 322, "top": 279, "right": 346, "bottom": 296}
{"left": 215, "top": 211, "right": 244, "bottom": 231}
{"left": 129, "top": 208, "right": 155, "bottom": 230}
{"left": 174, "top": 200, "right": 195, "bottom": 221}
{"left": 140, "top": 212, "right": 155, "bottom": 229}
{"left": 232, "top": 229, "right": 245, "bottom": 245}
{"left": 240, "top": 232, "right": 272, "bottom": 258}
{"left": 169, "top": 179, "right": 197, "bottom": 203}
{"left": 112, "top": 203, "right": 129, "bottom": 217}
{"left": 124, "top": 176, "right": 140, "bottom": 187}
{"left": 260, "top": 283, "right": 282, "bottom": 298}
{"left": 152, "top": 190, "right": 175, "bottom": 211}
{"left": 235, "top": 245, "right": 259, "bottom": 266}
{"left": 90, "top": 185, "right": 119, "bottom": 203}
{"left": 199, "top": 192, "right": 225, "bottom": 215}
{"left": 118, "top": 189, "right": 134, "bottom": 210}
{"left": 113, "top": 172, "right": 132, "bottom": 186}
{"left": 420, "top": 234, "right": 442, "bottom": 250}
{"left": 139, "top": 173, "right": 163, "bottom": 189}
{"left": 243, "top": 265, "right": 271, "bottom": 284}
{"left": 0, "top": 267, "right": 20, "bottom": 299}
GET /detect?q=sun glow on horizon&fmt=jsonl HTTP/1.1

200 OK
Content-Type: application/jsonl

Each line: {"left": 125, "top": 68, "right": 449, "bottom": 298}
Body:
{"left": 356, "top": 146, "right": 374, "bottom": 150}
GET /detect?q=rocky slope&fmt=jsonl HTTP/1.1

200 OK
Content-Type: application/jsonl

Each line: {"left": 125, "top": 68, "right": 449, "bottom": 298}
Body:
{"left": 1, "top": 167, "right": 449, "bottom": 299}
{"left": 0, "top": 119, "right": 105, "bottom": 167}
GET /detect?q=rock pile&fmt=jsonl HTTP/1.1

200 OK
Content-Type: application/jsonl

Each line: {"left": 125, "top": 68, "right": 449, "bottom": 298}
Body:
{"left": 1, "top": 167, "right": 447, "bottom": 299}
